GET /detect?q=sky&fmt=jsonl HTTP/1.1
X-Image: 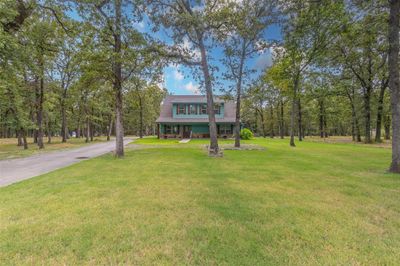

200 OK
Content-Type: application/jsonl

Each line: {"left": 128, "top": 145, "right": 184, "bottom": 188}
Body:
{"left": 68, "top": 5, "right": 282, "bottom": 96}
{"left": 140, "top": 20, "right": 282, "bottom": 96}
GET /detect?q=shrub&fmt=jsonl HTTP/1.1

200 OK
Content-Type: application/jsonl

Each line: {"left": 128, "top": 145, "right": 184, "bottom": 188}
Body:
{"left": 240, "top": 128, "right": 253, "bottom": 140}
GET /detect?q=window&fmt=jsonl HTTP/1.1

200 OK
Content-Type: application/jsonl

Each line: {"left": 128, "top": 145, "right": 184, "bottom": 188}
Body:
{"left": 200, "top": 104, "right": 207, "bottom": 114}
{"left": 189, "top": 104, "right": 197, "bottom": 114}
{"left": 165, "top": 125, "right": 179, "bottom": 134}
{"left": 177, "top": 104, "right": 186, "bottom": 114}
{"left": 219, "top": 124, "right": 232, "bottom": 134}
{"left": 214, "top": 104, "right": 221, "bottom": 115}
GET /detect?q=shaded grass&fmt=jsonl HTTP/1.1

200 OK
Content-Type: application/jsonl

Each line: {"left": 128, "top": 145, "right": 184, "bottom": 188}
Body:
{"left": 0, "top": 136, "right": 108, "bottom": 160}
{"left": 0, "top": 138, "right": 399, "bottom": 265}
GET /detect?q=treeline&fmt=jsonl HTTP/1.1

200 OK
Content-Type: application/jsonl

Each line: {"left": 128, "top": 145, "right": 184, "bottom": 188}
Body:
{"left": 0, "top": 1, "right": 166, "bottom": 154}
{"left": 241, "top": 1, "right": 395, "bottom": 145}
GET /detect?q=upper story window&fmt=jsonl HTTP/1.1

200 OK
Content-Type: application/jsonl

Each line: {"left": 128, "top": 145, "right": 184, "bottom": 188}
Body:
{"left": 177, "top": 104, "right": 186, "bottom": 114}
{"left": 189, "top": 104, "right": 197, "bottom": 114}
{"left": 214, "top": 103, "right": 221, "bottom": 115}
{"left": 200, "top": 104, "right": 207, "bottom": 114}
{"left": 175, "top": 102, "right": 222, "bottom": 116}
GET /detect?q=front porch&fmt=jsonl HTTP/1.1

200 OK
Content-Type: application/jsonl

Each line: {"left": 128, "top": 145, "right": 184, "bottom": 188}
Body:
{"left": 157, "top": 123, "right": 235, "bottom": 139}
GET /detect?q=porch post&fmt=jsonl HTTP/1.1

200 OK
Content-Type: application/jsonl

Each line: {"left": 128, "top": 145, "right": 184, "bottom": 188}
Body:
{"left": 179, "top": 124, "right": 183, "bottom": 138}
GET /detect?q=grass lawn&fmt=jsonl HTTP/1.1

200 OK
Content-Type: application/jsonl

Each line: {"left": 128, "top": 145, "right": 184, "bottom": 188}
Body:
{"left": 0, "top": 136, "right": 108, "bottom": 160}
{"left": 0, "top": 137, "right": 399, "bottom": 265}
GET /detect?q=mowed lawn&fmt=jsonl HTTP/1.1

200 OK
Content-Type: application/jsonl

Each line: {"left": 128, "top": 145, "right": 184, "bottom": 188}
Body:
{"left": 0, "top": 138, "right": 399, "bottom": 265}
{"left": 0, "top": 136, "right": 108, "bottom": 160}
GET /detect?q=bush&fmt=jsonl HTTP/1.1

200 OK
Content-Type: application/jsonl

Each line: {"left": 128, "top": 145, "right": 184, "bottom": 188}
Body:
{"left": 240, "top": 128, "right": 253, "bottom": 140}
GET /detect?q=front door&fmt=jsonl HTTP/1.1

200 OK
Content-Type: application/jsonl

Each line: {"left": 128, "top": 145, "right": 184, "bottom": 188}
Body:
{"left": 183, "top": 125, "right": 192, "bottom": 138}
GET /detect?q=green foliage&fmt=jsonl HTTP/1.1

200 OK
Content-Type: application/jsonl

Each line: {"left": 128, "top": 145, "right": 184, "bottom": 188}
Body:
{"left": 240, "top": 128, "right": 253, "bottom": 140}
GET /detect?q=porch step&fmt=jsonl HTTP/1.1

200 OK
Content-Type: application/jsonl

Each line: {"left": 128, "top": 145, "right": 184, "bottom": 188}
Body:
{"left": 179, "top": 139, "right": 191, "bottom": 144}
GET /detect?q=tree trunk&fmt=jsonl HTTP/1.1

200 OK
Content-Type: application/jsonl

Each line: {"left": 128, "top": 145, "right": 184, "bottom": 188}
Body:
{"left": 389, "top": 0, "right": 400, "bottom": 173}
{"left": 61, "top": 94, "right": 67, "bottom": 143}
{"left": 21, "top": 128, "right": 28, "bottom": 150}
{"left": 138, "top": 94, "right": 144, "bottom": 138}
{"left": 107, "top": 115, "right": 113, "bottom": 141}
{"left": 47, "top": 118, "right": 51, "bottom": 144}
{"left": 270, "top": 105, "right": 274, "bottom": 138}
{"left": 384, "top": 114, "right": 391, "bottom": 140}
{"left": 298, "top": 98, "right": 302, "bottom": 141}
{"left": 90, "top": 120, "right": 94, "bottom": 142}
{"left": 85, "top": 116, "right": 90, "bottom": 143}
{"left": 253, "top": 108, "right": 258, "bottom": 135}
{"left": 290, "top": 76, "right": 299, "bottom": 147}
{"left": 319, "top": 99, "right": 325, "bottom": 138}
{"left": 258, "top": 108, "right": 266, "bottom": 138}
{"left": 114, "top": 0, "right": 124, "bottom": 157}
{"left": 197, "top": 32, "right": 219, "bottom": 156}
{"left": 375, "top": 83, "right": 387, "bottom": 143}
{"left": 33, "top": 129, "right": 37, "bottom": 143}
{"left": 234, "top": 41, "right": 246, "bottom": 148}
{"left": 36, "top": 59, "right": 44, "bottom": 149}
{"left": 363, "top": 88, "right": 372, "bottom": 143}
{"left": 260, "top": 110, "right": 267, "bottom": 138}
{"left": 17, "top": 131, "right": 23, "bottom": 146}
{"left": 323, "top": 117, "right": 328, "bottom": 138}
{"left": 279, "top": 99, "right": 284, "bottom": 139}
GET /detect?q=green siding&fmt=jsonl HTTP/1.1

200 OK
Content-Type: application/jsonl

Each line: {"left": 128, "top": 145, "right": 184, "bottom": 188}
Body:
{"left": 192, "top": 124, "right": 209, "bottom": 133}
{"left": 160, "top": 123, "right": 236, "bottom": 135}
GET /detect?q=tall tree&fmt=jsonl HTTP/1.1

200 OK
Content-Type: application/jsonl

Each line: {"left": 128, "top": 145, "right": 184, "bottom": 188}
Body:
{"left": 76, "top": 0, "right": 148, "bottom": 157}
{"left": 388, "top": 0, "right": 400, "bottom": 173}
{"left": 281, "top": 1, "right": 345, "bottom": 146}
{"left": 219, "top": 0, "right": 276, "bottom": 147}
{"left": 51, "top": 26, "right": 79, "bottom": 143}
{"left": 145, "top": 0, "right": 230, "bottom": 156}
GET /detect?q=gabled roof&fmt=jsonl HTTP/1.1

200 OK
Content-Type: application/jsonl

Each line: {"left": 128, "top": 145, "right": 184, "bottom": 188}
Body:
{"left": 156, "top": 95, "right": 236, "bottom": 123}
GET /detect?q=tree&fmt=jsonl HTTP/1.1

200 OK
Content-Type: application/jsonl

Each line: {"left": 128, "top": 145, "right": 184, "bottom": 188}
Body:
{"left": 145, "top": 0, "right": 231, "bottom": 156}
{"left": 25, "top": 16, "right": 59, "bottom": 149}
{"left": 337, "top": 8, "right": 388, "bottom": 143}
{"left": 280, "top": 1, "right": 345, "bottom": 146}
{"left": 219, "top": 0, "right": 276, "bottom": 147}
{"left": 388, "top": 0, "right": 400, "bottom": 173}
{"left": 76, "top": 0, "right": 149, "bottom": 157}
{"left": 51, "top": 26, "right": 80, "bottom": 143}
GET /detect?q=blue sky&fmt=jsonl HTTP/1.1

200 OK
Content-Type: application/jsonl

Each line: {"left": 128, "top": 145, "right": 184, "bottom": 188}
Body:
{"left": 135, "top": 19, "right": 282, "bottom": 95}
{"left": 68, "top": 6, "right": 282, "bottom": 95}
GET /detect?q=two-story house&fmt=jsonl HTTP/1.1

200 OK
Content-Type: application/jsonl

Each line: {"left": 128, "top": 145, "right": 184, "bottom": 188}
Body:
{"left": 156, "top": 95, "right": 237, "bottom": 139}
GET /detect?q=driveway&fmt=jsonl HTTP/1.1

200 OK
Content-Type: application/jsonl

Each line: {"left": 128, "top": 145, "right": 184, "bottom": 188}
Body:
{"left": 0, "top": 138, "right": 134, "bottom": 187}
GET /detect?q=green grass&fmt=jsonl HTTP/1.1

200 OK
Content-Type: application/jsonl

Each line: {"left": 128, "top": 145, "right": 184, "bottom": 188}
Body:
{"left": 0, "top": 137, "right": 399, "bottom": 265}
{"left": 0, "top": 136, "right": 108, "bottom": 160}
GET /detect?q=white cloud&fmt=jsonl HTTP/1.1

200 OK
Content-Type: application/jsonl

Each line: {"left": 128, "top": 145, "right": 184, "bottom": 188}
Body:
{"left": 255, "top": 53, "right": 273, "bottom": 69}
{"left": 184, "top": 82, "right": 200, "bottom": 94}
{"left": 172, "top": 65, "right": 184, "bottom": 81}
{"left": 269, "top": 45, "right": 285, "bottom": 60}
{"left": 157, "top": 73, "right": 166, "bottom": 89}
{"left": 179, "top": 38, "right": 201, "bottom": 61}
{"left": 133, "top": 21, "right": 145, "bottom": 30}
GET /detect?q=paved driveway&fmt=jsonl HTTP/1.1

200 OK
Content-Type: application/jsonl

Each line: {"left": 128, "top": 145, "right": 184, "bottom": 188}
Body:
{"left": 0, "top": 138, "right": 133, "bottom": 187}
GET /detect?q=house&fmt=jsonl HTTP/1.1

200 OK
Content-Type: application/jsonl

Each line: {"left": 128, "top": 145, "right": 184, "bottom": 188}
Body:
{"left": 156, "top": 95, "right": 237, "bottom": 139}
